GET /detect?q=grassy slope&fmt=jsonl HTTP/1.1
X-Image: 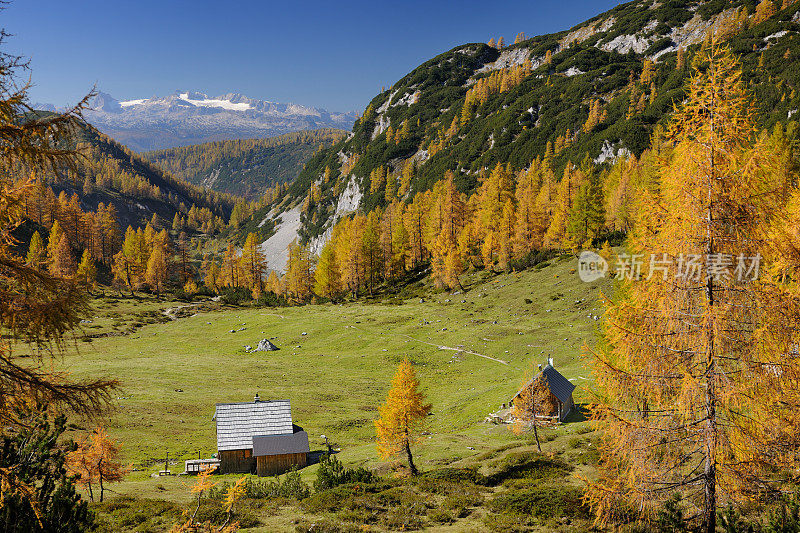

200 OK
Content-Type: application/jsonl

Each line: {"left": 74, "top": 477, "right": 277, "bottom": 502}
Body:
{"left": 60, "top": 255, "right": 610, "bottom": 529}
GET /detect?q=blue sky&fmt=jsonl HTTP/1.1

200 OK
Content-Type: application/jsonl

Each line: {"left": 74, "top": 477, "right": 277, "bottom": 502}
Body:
{"left": 4, "top": 0, "right": 623, "bottom": 112}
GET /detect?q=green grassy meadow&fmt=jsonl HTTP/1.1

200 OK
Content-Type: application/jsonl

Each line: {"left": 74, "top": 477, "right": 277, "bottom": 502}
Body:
{"left": 60, "top": 255, "right": 611, "bottom": 530}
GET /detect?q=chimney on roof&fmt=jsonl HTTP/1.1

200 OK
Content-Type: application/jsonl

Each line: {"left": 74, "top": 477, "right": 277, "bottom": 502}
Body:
{"left": 548, "top": 357, "right": 554, "bottom": 367}
{"left": 254, "top": 392, "right": 260, "bottom": 402}
{"left": 538, "top": 363, "right": 542, "bottom": 371}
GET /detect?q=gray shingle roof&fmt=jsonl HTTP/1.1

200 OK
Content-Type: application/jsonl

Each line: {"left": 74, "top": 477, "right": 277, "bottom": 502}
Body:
{"left": 542, "top": 365, "right": 576, "bottom": 404}
{"left": 252, "top": 430, "right": 310, "bottom": 457}
{"left": 215, "top": 400, "right": 294, "bottom": 451}
{"left": 514, "top": 365, "right": 576, "bottom": 404}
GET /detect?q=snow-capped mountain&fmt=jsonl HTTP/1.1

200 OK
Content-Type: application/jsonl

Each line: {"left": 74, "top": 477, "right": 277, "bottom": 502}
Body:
{"left": 55, "top": 90, "right": 358, "bottom": 151}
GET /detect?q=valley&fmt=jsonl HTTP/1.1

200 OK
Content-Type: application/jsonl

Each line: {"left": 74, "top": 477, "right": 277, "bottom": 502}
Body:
{"left": 5, "top": 0, "right": 800, "bottom": 532}
{"left": 65, "top": 256, "right": 608, "bottom": 531}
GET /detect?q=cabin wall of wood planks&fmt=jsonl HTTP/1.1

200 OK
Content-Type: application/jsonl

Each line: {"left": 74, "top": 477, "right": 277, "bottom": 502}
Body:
{"left": 256, "top": 453, "right": 308, "bottom": 477}
{"left": 219, "top": 449, "right": 255, "bottom": 474}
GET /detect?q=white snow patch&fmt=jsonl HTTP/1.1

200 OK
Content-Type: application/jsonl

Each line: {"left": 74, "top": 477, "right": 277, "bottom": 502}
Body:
{"left": 565, "top": 67, "right": 584, "bottom": 77}
{"left": 594, "top": 141, "right": 632, "bottom": 165}
{"left": 177, "top": 92, "right": 252, "bottom": 111}
{"left": 120, "top": 99, "right": 146, "bottom": 107}
{"left": 258, "top": 207, "right": 302, "bottom": 273}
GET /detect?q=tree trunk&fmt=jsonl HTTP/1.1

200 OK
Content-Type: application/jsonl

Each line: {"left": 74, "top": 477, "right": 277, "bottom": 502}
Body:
{"left": 703, "top": 264, "right": 717, "bottom": 533}
{"left": 404, "top": 433, "right": 418, "bottom": 475}
{"left": 532, "top": 396, "right": 542, "bottom": 453}
{"left": 98, "top": 458, "right": 105, "bottom": 503}
{"left": 702, "top": 92, "right": 717, "bottom": 533}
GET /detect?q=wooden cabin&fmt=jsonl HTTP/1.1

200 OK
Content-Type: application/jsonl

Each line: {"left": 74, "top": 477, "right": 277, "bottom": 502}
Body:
{"left": 253, "top": 431, "right": 309, "bottom": 476}
{"left": 510, "top": 361, "right": 576, "bottom": 422}
{"left": 214, "top": 395, "right": 309, "bottom": 476}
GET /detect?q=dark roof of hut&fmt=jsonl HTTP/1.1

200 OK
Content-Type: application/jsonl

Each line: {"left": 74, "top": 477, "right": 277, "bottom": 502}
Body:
{"left": 513, "top": 365, "right": 576, "bottom": 404}
{"left": 252, "top": 429, "right": 310, "bottom": 457}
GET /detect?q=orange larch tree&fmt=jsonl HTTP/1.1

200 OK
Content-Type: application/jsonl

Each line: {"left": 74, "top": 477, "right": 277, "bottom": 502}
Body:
{"left": 374, "top": 359, "right": 432, "bottom": 475}
{"left": 585, "top": 42, "right": 800, "bottom": 533}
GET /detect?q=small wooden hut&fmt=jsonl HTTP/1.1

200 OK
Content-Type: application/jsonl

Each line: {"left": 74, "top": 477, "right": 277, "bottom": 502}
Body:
{"left": 510, "top": 361, "right": 576, "bottom": 422}
{"left": 214, "top": 395, "right": 309, "bottom": 476}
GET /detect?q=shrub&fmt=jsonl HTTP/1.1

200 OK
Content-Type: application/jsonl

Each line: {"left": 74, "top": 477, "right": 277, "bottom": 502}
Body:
{"left": 209, "top": 468, "right": 310, "bottom": 501}
{"left": 314, "top": 454, "right": 376, "bottom": 492}
{"left": 488, "top": 486, "right": 590, "bottom": 519}
{"left": 509, "top": 249, "right": 558, "bottom": 272}
{"left": 427, "top": 507, "right": 454, "bottom": 524}
{"left": 419, "top": 467, "right": 484, "bottom": 485}
{"left": 255, "top": 290, "right": 288, "bottom": 307}
{"left": 219, "top": 286, "right": 253, "bottom": 305}
{"left": 442, "top": 492, "right": 484, "bottom": 517}
{"left": 294, "top": 519, "right": 362, "bottom": 533}
{"left": 483, "top": 452, "right": 573, "bottom": 486}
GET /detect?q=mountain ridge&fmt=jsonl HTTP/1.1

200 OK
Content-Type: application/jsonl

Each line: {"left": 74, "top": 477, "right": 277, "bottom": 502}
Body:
{"left": 35, "top": 90, "right": 359, "bottom": 152}
{"left": 279, "top": 0, "right": 800, "bottom": 242}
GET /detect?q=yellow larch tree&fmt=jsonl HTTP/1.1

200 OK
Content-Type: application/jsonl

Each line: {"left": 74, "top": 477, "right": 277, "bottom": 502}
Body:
{"left": 284, "top": 239, "right": 314, "bottom": 302}
{"left": 375, "top": 359, "right": 432, "bottom": 475}
{"left": 25, "top": 230, "right": 46, "bottom": 269}
{"left": 0, "top": 60, "right": 120, "bottom": 520}
{"left": 513, "top": 160, "right": 543, "bottom": 258}
{"left": 221, "top": 242, "right": 240, "bottom": 288}
{"left": 240, "top": 232, "right": 265, "bottom": 297}
{"left": 314, "top": 240, "right": 341, "bottom": 300}
{"left": 50, "top": 234, "right": 75, "bottom": 278}
{"left": 265, "top": 270, "right": 284, "bottom": 296}
{"left": 361, "top": 210, "right": 382, "bottom": 295}
{"left": 544, "top": 163, "right": 583, "bottom": 248}
{"left": 76, "top": 249, "right": 97, "bottom": 294}
{"left": 46, "top": 219, "right": 64, "bottom": 266}
{"left": 145, "top": 241, "right": 168, "bottom": 297}
{"left": 585, "top": 42, "right": 800, "bottom": 533}
{"left": 203, "top": 257, "right": 222, "bottom": 294}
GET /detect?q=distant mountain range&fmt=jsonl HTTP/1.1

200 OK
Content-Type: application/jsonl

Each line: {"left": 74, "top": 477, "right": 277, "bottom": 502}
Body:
{"left": 34, "top": 91, "right": 358, "bottom": 152}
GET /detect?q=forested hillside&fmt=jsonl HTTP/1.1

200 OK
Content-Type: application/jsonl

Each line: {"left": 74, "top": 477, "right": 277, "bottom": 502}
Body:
{"left": 268, "top": 0, "right": 800, "bottom": 244}
{"left": 72, "top": 126, "right": 237, "bottom": 229}
{"left": 15, "top": 120, "right": 241, "bottom": 287}
{"left": 142, "top": 129, "right": 345, "bottom": 200}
